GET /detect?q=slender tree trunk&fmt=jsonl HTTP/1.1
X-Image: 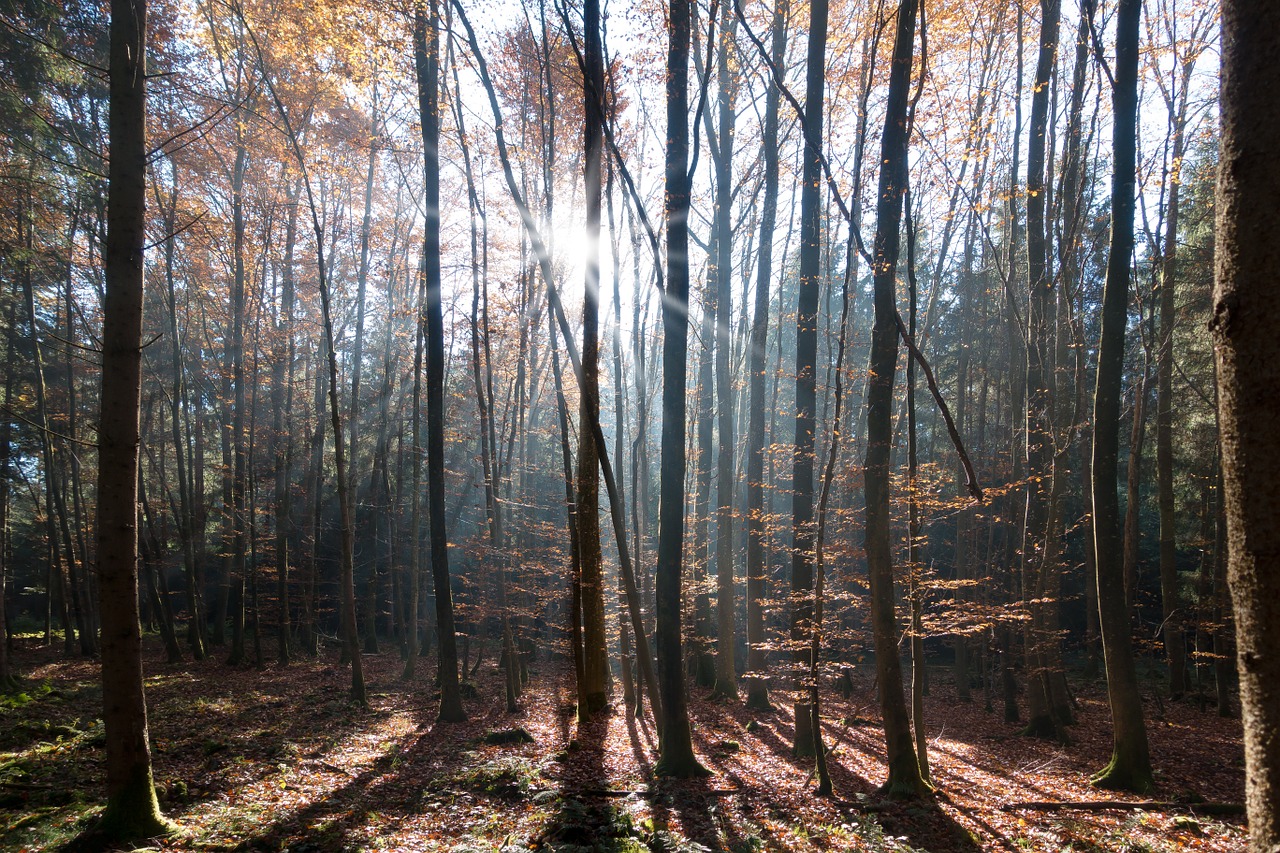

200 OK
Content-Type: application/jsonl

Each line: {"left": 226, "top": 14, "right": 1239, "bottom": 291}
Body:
{"left": 789, "top": 0, "right": 829, "bottom": 761}
{"left": 906, "top": 197, "right": 929, "bottom": 784}
{"left": 1121, "top": 363, "right": 1149, "bottom": 609}
{"left": 577, "top": 0, "right": 609, "bottom": 715}
{"left": 1022, "top": 0, "right": 1065, "bottom": 741}
{"left": 139, "top": 475, "right": 181, "bottom": 663}
{"left": 273, "top": 182, "right": 299, "bottom": 666}
{"left": 0, "top": 294, "right": 14, "bottom": 688}
{"left": 549, "top": 309, "right": 585, "bottom": 702}
{"left": 1089, "top": 0, "right": 1153, "bottom": 794}
{"left": 302, "top": 351, "right": 324, "bottom": 657}
{"left": 1157, "top": 88, "right": 1190, "bottom": 701}
{"left": 864, "top": 0, "right": 927, "bottom": 798}
{"left": 416, "top": 0, "right": 464, "bottom": 722}
{"left": 711, "top": 0, "right": 739, "bottom": 701}
{"left": 744, "top": 0, "right": 787, "bottom": 713}
{"left": 225, "top": 137, "right": 248, "bottom": 667}
{"left": 21, "top": 224, "right": 89, "bottom": 656}
{"left": 403, "top": 253, "right": 426, "bottom": 682}
{"left": 351, "top": 90, "right": 379, "bottom": 655}
{"left": 654, "top": 0, "right": 704, "bottom": 777}
{"left": 1000, "top": 0, "right": 1027, "bottom": 727}
{"left": 163, "top": 163, "right": 205, "bottom": 660}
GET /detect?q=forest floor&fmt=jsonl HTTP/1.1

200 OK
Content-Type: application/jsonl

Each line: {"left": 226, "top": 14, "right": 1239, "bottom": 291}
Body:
{"left": 0, "top": 635, "right": 1247, "bottom": 853}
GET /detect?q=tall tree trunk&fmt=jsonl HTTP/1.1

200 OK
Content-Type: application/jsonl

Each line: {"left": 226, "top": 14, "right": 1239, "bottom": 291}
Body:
{"left": 1211, "top": 1, "right": 1280, "bottom": 846}
{"left": 351, "top": 89, "right": 379, "bottom": 655}
{"left": 139, "top": 474, "right": 182, "bottom": 664}
{"left": 302, "top": 350, "right": 324, "bottom": 657}
{"left": 608, "top": 171, "right": 637, "bottom": 708}
{"left": 225, "top": 137, "right": 248, "bottom": 667}
{"left": 0, "top": 292, "right": 17, "bottom": 687}
{"left": 864, "top": 0, "right": 927, "bottom": 798}
{"left": 1000, "top": 0, "right": 1027, "bottom": 727}
{"left": 1121, "top": 363, "right": 1149, "bottom": 609}
{"left": 21, "top": 221, "right": 90, "bottom": 656}
{"left": 712, "top": 0, "right": 739, "bottom": 702}
{"left": 789, "top": 0, "right": 828, "bottom": 761}
{"left": 906, "top": 196, "right": 929, "bottom": 784}
{"left": 163, "top": 162, "right": 206, "bottom": 660}
{"left": 1089, "top": 0, "right": 1152, "bottom": 794}
{"left": 549, "top": 309, "right": 585, "bottom": 703}
{"left": 1157, "top": 71, "right": 1193, "bottom": 702}
{"left": 1022, "top": 0, "right": 1065, "bottom": 741}
{"left": 96, "top": 0, "right": 170, "bottom": 833}
{"left": 402, "top": 254, "right": 426, "bottom": 682}
{"left": 273, "top": 181, "right": 299, "bottom": 666}
{"left": 416, "top": 0, "right": 464, "bottom": 722}
{"left": 744, "top": 0, "right": 787, "bottom": 713}
{"left": 1059, "top": 10, "right": 1097, "bottom": 681}
{"left": 654, "top": 0, "right": 705, "bottom": 778}
{"left": 577, "top": 0, "right": 609, "bottom": 715}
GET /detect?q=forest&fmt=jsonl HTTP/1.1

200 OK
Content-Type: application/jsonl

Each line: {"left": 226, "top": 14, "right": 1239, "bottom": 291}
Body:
{"left": 1, "top": 0, "right": 1277, "bottom": 849}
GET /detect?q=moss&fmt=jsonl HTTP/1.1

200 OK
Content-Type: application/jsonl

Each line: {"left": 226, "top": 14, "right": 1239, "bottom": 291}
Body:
{"left": 92, "top": 772, "right": 177, "bottom": 846}
{"left": 1089, "top": 753, "right": 1155, "bottom": 794}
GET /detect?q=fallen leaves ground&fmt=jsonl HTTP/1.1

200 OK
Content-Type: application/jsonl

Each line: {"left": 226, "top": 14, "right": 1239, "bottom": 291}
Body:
{"left": 0, "top": 637, "right": 1247, "bottom": 852}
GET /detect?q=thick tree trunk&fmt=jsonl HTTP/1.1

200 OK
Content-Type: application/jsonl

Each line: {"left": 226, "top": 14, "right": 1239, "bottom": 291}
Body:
{"left": 1211, "top": 2, "right": 1280, "bottom": 846}
{"left": 96, "top": 0, "right": 170, "bottom": 834}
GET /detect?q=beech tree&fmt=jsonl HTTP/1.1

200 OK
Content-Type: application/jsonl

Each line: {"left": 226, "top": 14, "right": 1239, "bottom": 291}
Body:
{"left": 1212, "top": 0, "right": 1280, "bottom": 847}
{"left": 654, "top": 0, "right": 704, "bottom": 779}
{"left": 1090, "top": 0, "right": 1153, "bottom": 794}
{"left": 863, "top": 0, "right": 926, "bottom": 798}
{"left": 416, "top": 0, "right": 465, "bottom": 723}
{"left": 788, "top": 0, "right": 827, "bottom": 762}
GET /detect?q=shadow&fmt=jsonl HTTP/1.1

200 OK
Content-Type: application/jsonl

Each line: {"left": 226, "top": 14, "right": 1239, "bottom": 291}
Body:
{"left": 17, "top": 636, "right": 1246, "bottom": 853}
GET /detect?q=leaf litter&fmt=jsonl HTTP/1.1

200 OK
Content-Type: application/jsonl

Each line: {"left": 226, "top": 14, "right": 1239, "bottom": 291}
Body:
{"left": 0, "top": 637, "right": 1247, "bottom": 852}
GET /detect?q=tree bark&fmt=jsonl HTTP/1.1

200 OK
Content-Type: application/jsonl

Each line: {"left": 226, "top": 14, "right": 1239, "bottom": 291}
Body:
{"left": 1089, "top": 0, "right": 1153, "bottom": 794}
{"left": 711, "top": 0, "right": 739, "bottom": 702}
{"left": 577, "top": 0, "right": 609, "bottom": 715}
{"left": 654, "top": 0, "right": 705, "bottom": 778}
{"left": 415, "top": 0, "right": 464, "bottom": 722}
{"left": 1211, "top": 1, "right": 1280, "bottom": 846}
{"left": 744, "top": 0, "right": 787, "bottom": 713}
{"left": 863, "top": 0, "right": 927, "bottom": 798}
{"left": 1021, "top": 0, "right": 1065, "bottom": 742}
{"left": 1157, "top": 57, "right": 1196, "bottom": 701}
{"left": 96, "top": 0, "right": 170, "bottom": 834}
{"left": 789, "top": 0, "right": 828, "bottom": 761}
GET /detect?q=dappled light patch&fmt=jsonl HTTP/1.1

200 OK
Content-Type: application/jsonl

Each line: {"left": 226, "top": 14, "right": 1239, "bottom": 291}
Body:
{"left": 0, "top": 639, "right": 1249, "bottom": 851}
